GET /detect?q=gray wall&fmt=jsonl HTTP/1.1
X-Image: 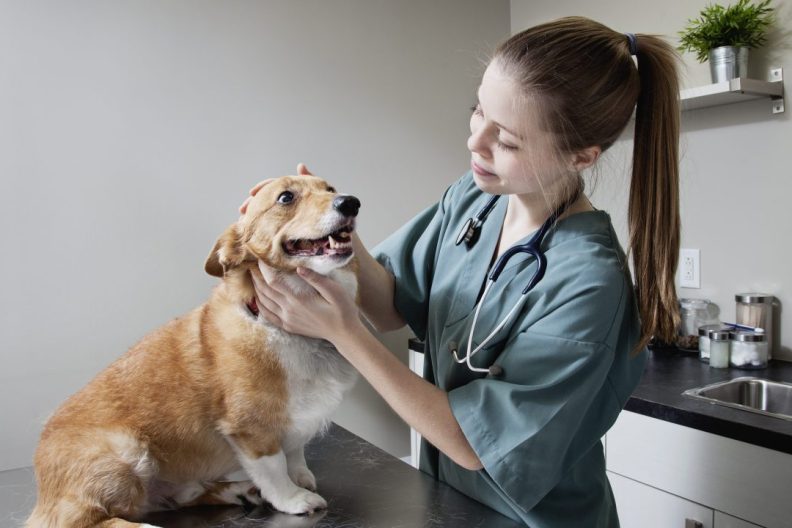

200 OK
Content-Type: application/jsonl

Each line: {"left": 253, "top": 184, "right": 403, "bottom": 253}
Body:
{"left": 512, "top": 0, "right": 792, "bottom": 361}
{"left": 0, "top": 1, "right": 510, "bottom": 471}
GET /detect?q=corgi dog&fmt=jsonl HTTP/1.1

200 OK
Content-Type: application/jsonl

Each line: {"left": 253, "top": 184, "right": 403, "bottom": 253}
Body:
{"left": 27, "top": 175, "right": 360, "bottom": 528}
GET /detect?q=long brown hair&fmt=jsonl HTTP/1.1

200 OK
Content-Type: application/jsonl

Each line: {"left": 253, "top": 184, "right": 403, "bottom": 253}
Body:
{"left": 494, "top": 17, "right": 681, "bottom": 351}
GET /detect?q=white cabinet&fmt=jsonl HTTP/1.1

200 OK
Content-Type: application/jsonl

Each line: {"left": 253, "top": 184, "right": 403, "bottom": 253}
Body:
{"left": 407, "top": 349, "right": 424, "bottom": 468}
{"left": 607, "top": 411, "right": 792, "bottom": 528}
{"left": 715, "top": 512, "right": 763, "bottom": 528}
{"left": 608, "top": 472, "right": 713, "bottom": 528}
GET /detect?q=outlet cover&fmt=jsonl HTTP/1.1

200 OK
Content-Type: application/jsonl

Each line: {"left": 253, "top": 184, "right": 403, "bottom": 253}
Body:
{"left": 680, "top": 248, "right": 700, "bottom": 289}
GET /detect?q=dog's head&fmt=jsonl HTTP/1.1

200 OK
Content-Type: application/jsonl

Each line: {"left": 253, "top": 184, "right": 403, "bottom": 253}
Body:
{"left": 205, "top": 175, "right": 360, "bottom": 278}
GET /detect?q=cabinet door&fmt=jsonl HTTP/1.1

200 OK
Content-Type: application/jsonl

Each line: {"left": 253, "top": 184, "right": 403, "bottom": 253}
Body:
{"left": 714, "top": 511, "right": 762, "bottom": 528}
{"left": 607, "top": 411, "right": 792, "bottom": 527}
{"left": 609, "top": 472, "right": 713, "bottom": 528}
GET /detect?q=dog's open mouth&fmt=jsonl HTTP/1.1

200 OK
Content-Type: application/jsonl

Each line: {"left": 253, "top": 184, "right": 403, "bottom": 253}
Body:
{"left": 283, "top": 225, "right": 354, "bottom": 258}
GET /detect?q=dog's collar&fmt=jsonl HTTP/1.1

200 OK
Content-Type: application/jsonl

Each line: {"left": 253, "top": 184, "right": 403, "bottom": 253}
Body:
{"left": 245, "top": 298, "right": 259, "bottom": 318}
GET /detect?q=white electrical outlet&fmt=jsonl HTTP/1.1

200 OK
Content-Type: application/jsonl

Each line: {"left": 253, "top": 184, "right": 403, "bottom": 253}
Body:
{"left": 679, "top": 248, "right": 700, "bottom": 289}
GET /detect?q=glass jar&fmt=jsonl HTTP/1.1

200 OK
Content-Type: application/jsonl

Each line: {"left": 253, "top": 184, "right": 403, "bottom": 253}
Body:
{"left": 698, "top": 324, "right": 730, "bottom": 362}
{"left": 735, "top": 293, "right": 774, "bottom": 359}
{"left": 708, "top": 330, "right": 731, "bottom": 368}
{"left": 729, "top": 330, "right": 768, "bottom": 369}
{"left": 678, "top": 299, "right": 719, "bottom": 351}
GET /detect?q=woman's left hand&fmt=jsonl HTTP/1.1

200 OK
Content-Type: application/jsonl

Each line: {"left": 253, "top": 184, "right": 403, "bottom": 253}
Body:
{"left": 251, "top": 265, "right": 362, "bottom": 344}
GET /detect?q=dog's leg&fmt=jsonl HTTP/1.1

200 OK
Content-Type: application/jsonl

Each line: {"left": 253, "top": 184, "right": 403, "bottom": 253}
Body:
{"left": 285, "top": 445, "right": 317, "bottom": 492}
{"left": 176, "top": 481, "right": 264, "bottom": 509}
{"left": 227, "top": 437, "right": 326, "bottom": 515}
{"left": 95, "top": 522, "right": 161, "bottom": 528}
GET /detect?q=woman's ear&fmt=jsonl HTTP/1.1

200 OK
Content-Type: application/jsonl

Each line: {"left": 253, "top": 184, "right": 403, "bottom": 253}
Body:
{"left": 204, "top": 224, "right": 247, "bottom": 277}
{"left": 570, "top": 146, "right": 602, "bottom": 172}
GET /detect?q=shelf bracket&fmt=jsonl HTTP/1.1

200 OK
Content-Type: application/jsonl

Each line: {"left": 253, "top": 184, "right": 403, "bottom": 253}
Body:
{"left": 770, "top": 68, "right": 784, "bottom": 114}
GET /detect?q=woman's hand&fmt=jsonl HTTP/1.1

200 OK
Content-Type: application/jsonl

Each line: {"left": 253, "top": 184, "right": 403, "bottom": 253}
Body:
{"left": 251, "top": 264, "right": 363, "bottom": 345}
{"left": 239, "top": 163, "right": 313, "bottom": 214}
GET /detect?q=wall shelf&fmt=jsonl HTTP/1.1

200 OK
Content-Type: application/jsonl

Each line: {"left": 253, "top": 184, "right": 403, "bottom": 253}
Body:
{"left": 680, "top": 68, "right": 784, "bottom": 114}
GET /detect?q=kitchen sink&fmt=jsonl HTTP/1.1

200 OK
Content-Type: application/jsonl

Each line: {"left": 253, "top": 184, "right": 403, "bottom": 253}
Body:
{"left": 683, "top": 377, "right": 792, "bottom": 421}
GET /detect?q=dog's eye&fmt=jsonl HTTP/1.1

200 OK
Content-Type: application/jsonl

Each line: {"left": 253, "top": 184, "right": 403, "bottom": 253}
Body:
{"left": 277, "top": 191, "right": 295, "bottom": 204}
{"left": 327, "top": 186, "right": 336, "bottom": 193}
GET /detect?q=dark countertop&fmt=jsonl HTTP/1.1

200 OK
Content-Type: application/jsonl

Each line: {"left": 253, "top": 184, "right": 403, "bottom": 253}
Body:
{"left": 626, "top": 349, "right": 792, "bottom": 454}
{"left": 0, "top": 424, "right": 522, "bottom": 528}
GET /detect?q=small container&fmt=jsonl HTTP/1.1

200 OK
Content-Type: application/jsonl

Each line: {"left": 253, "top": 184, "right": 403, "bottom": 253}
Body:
{"left": 735, "top": 293, "right": 774, "bottom": 359}
{"left": 678, "top": 299, "right": 719, "bottom": 351}
{"left": 698, "top": 324, "right": 730, "bottom": 362}
{"left": 729, "top": 330, "right": 768, "bottom": 369}
{"left": 708, "top": 330, "right": 731, "bottom": 368}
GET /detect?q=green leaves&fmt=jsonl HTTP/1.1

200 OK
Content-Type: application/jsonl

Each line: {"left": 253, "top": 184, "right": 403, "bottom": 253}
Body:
{"left": 677, "top": 0, "right": 775, "bottom": 62}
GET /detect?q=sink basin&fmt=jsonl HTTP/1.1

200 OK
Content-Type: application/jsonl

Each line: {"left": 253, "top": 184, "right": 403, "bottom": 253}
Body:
{"left": 683, "top": 377, "right": 792, "bottom": 421}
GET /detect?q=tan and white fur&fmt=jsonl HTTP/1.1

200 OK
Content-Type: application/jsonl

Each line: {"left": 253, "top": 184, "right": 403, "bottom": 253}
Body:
{"left": 27, "top": 176, "right": 360, "bottom": 528}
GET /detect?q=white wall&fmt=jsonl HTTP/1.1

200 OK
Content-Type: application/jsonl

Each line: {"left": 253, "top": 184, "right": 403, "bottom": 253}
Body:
{"left": 512, "top": 0, "right": 792, "bottom": 361}
{"left": 0, "top": 0, "right": 510, "bottom": 471}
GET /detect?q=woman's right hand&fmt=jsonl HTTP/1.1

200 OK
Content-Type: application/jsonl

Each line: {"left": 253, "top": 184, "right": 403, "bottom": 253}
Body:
{"left": 238, "top": 163, "right": 314, "bottom": 214}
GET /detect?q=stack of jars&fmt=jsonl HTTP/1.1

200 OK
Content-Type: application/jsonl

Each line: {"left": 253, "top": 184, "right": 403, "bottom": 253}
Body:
{"left": 699, "top": 327, "right": 769, "bottom": 369}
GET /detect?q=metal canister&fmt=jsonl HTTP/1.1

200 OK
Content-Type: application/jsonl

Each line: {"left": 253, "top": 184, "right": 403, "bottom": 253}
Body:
{"left": 698, "top": 324, "right": 731, "bottom": 363}
{"left": 735, "top": 293, "right": 774, "bottom": 359}
{"left": 708, "top": 329, "right": 731, "bottom": 369}
{"left": 729, "top": 330, "right": 768, "bottom": 369}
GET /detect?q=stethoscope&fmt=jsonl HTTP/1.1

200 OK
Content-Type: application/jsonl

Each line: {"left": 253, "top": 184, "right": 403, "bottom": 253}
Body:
{"left": 452, "top": 192, "right": 577, "bottom": 377}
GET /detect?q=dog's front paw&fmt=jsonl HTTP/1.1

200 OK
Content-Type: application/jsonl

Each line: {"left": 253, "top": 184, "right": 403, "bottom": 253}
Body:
{"left": 275, "top": 488, "right": 327, "bottom": 515}
{"left": 289, "top": 466, "right": 317, "bottom": 491}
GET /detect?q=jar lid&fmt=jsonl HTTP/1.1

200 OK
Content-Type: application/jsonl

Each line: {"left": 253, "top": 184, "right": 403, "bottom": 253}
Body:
{"left": 735, "top": 293, "right": 773, "bottom": 303}
{"left": 708, "top": 330, "right": 731, "bottom": 340}
{"left": 698, "top": 324, "right": 728, "bottom": 336}
{"left": 729, "top": 330, "right": 767, "bottom": 342}
{"left": 680, "top": 298, "right": 711, "bottom": 309}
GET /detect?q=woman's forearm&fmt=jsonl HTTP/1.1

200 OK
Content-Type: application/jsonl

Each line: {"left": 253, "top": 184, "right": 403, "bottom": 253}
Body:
{"left": 352, "top": 234, "right": 406, "bottom": 332}
{"left": 332, "top": 321, "right": 483, "bottom": 471}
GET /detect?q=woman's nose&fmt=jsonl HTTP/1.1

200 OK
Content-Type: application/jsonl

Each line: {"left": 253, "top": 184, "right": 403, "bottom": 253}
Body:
{"left": 467, "top": 125, "right": 491, "bottom": 158}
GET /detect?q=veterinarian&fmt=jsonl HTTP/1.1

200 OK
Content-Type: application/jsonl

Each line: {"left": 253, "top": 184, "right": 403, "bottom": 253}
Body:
{"left": 246, "top": 17, "right": 681, "bottom": 527}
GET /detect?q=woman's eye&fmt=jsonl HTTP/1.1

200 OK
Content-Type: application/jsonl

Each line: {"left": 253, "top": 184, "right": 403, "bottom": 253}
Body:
{"left": 496, "top": 141, "right": 518, "bottom": 151}
{"left": 470, "top": 104, "right": 483, "bottom": 116}
{"left": 277, "top": 191, "right": 295, "bottom": 204}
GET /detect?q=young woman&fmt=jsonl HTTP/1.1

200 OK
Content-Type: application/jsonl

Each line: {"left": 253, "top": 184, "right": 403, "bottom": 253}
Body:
{"left": 243, "top": 16, "right": 681, "bottom": 527}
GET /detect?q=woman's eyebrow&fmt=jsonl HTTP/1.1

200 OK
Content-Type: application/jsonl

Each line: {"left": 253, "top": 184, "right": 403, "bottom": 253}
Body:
{"left": 475, "top": 92, "right": 524, "bottom": 140}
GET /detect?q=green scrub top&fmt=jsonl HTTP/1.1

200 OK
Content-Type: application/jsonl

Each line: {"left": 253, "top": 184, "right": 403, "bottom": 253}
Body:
{"left": 373, "top": 171, "right": 647, "bottom": 527}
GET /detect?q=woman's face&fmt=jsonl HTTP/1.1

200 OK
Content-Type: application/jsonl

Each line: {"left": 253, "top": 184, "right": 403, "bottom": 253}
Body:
{"left": 467, "top": 61, "right": 572, "bottom": 197}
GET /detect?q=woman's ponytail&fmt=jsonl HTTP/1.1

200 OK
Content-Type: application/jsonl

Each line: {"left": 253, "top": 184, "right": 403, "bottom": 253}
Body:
{"left": 629, "top": 34, "right": 682, "bottom": 351}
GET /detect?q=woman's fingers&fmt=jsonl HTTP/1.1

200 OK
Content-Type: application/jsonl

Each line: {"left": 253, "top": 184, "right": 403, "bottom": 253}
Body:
{"left": 249, "top": 178, "right": 276, "bottom": 196}
{"left": 258, "top": 302, "right": 284, "bottom": 328}
{"left": 239, "top": 196, "right": 252, "bottom": 214}
{"left": 296, "top": 267, "right": 339, "bottom": 302}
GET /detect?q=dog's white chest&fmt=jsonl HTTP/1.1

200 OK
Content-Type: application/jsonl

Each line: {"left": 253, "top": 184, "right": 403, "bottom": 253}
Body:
{"left": 266, "top": 329, "right": 357, "bottom": 445}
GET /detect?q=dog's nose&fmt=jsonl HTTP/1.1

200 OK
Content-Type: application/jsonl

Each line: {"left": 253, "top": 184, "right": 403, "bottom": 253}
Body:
{"left": 333, "top": 195, "right": 361, "bottom": 217}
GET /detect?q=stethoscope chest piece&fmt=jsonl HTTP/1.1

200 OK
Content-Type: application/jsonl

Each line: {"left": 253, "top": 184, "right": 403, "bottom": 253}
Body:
{"left": 455, "top": 217, "right": 479, "bottom": 247}
{"left": 487, "top": 364, "right": 504, "bottom": 378}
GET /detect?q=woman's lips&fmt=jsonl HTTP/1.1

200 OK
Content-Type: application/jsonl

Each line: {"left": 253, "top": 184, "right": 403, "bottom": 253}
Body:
{"left": 471, "top": 160, "right": 496, "bottom": 178}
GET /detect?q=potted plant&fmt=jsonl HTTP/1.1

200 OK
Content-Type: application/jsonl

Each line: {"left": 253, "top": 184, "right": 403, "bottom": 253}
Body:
{"left": 678, "top": 0, "right": 775, "bottom": 83}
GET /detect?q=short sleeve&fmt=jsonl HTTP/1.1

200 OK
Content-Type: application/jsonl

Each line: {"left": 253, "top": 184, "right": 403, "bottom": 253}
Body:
{"left": 371, "top": 182, "right": 458, "bottom": 339}
{"left": 448, "top": 331, "right": 619, "bottom": 513}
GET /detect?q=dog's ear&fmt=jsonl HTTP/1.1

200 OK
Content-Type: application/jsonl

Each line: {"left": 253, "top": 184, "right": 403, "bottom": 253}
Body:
{"left": 205, "top": 224, "right": 246, "bottom": 277}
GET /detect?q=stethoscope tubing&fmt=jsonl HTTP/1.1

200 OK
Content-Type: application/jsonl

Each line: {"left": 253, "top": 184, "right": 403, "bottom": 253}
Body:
{"left": 453, "top": 190, "right": 579, "bottom": 376}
